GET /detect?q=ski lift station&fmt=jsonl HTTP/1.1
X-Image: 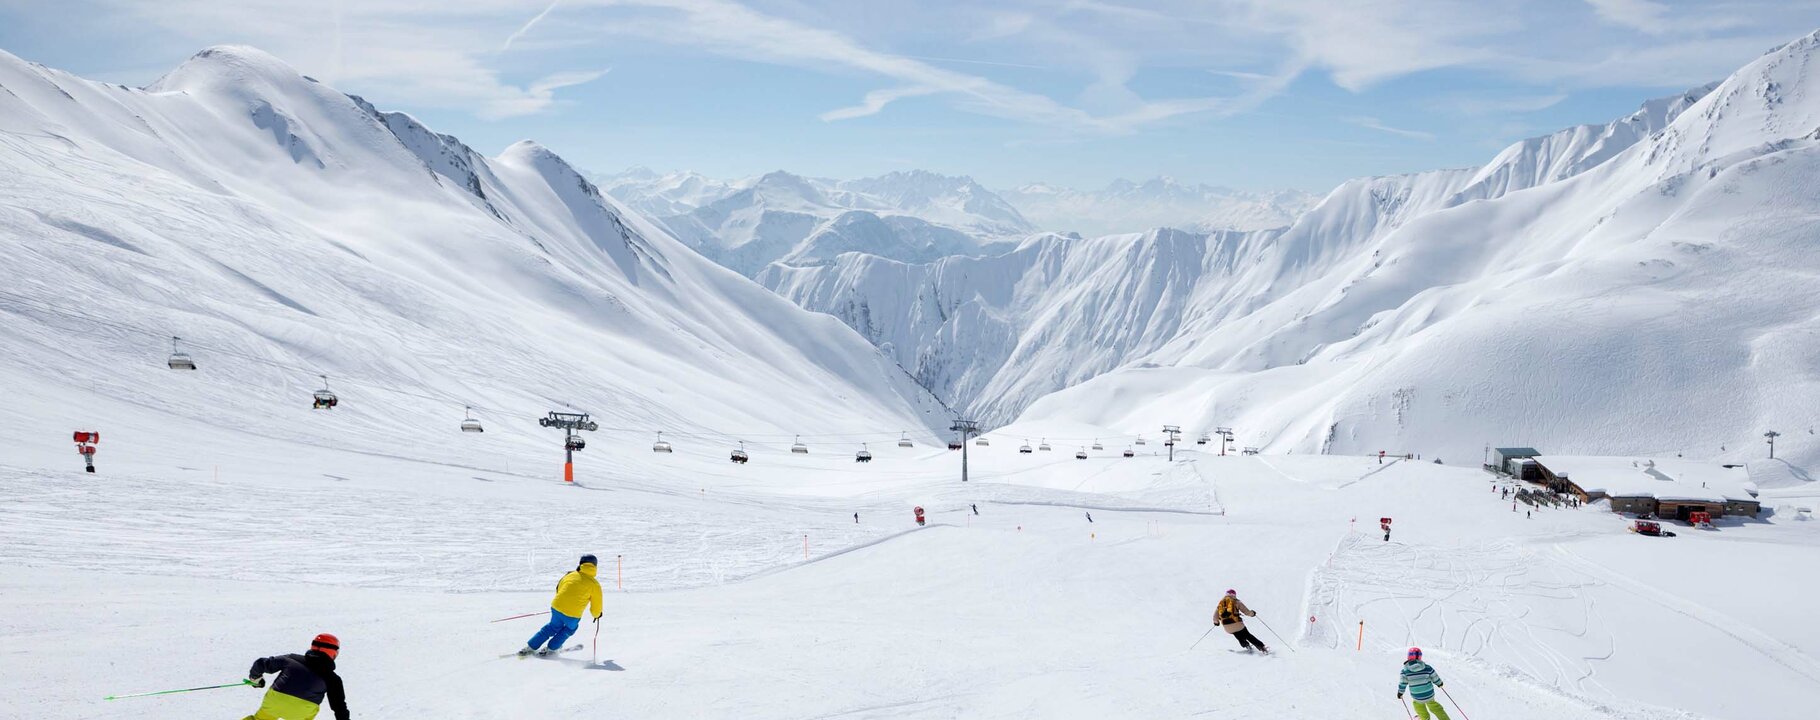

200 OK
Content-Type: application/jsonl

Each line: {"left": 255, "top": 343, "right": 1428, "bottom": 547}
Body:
{"left": 1529, "top": 456, "right": 1762, "bottom": 520}
{"left": 1488, "top": 447, "right": 1543, "bottom": 480}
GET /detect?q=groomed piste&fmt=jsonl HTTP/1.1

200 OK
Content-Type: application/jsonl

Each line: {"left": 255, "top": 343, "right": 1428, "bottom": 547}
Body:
{"left": 6, "top": 429, "right": 1819, "bottom": 719}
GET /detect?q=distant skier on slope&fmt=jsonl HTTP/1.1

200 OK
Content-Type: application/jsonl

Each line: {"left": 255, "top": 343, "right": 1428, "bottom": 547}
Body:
{"left": 519, "top": 554, "right": 603, "bottom": 657}
{"left": 1085, "top": 511, "right": 1094, "bottom": 523}
{"left": 243, "top": 633, "right": 350, "bottom": 720}
{"left": 1398, "top": 647, "right": 1450, "bottom": 719}
{"left": 971, "top": 504, "right": 978, "bottom": 515}
{"left": 914, "top": 506, "right": 925, "bottom": 526}
{"left": 1215, "top": 589, "right": 1268, "bottom": 653}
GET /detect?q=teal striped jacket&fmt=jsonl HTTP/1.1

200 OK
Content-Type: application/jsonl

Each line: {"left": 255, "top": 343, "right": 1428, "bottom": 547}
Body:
{"left": 1398, "top": 660, "right": 1443, "bottom": 701}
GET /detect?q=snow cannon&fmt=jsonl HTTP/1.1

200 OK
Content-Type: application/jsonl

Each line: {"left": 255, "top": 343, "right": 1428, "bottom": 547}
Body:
{"left": 73, "top": 431, "right": 99, "bottom": 473}
{"left": 914, "top": 506, "right": 926, "bottom": 527}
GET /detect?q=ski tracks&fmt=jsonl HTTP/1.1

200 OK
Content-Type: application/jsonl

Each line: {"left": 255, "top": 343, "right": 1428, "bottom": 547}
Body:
{"left": 1552, "top": 543, "right": 1820, "bottom": 688}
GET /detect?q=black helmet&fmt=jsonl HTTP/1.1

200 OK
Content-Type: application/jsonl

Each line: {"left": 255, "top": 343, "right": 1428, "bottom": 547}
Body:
{"left": 579, "top": 554, "right": 598, "bottom": 566}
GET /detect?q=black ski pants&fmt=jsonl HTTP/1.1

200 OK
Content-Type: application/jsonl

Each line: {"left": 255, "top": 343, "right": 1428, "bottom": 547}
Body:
{"left": 1232, "top": 627, "right": 1267, "bottom": 651}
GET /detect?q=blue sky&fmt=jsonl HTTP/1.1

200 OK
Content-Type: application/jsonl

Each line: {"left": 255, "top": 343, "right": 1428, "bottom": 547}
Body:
{"left": 4, "top": 0, "right": 1819, "bottom": 192}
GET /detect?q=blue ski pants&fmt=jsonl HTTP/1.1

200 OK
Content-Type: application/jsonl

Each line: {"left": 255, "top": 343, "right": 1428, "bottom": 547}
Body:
{"left": 528, "top": 609, "right": 581, "bottom": 650}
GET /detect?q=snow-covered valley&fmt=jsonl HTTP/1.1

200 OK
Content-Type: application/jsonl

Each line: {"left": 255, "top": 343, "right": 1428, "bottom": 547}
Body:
{"left": 2, "top": 25, "right": 1819, "bottom": 720}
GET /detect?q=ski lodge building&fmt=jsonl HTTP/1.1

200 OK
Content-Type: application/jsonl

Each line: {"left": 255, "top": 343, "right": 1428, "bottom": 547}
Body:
{"left": 1529, "top": 455, "right": 1761, "bottom": 519}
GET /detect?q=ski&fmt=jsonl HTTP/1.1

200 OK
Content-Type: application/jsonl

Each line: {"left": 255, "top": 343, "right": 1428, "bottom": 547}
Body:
{"left": 500, "top": 644, "right": 585, "bottom": 659}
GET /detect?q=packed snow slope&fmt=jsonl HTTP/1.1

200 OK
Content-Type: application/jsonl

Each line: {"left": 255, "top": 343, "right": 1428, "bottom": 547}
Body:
{"left": 998, "top": 177, "right": 1318, "bottom": 236}
{"left": 597, "top": 168, "right": 1029, "bottom": 276}
{"left": 769, "top": 32, "right": 1820, "bottom": 470}
{"left": 0, "top": 44, "right": 953, "bottom": 476}
{"left": 6, "top": 422, "right": 1818, "bottom": 719}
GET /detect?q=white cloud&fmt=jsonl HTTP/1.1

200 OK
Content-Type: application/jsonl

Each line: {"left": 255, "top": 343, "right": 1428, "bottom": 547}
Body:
{"left": 585, "top": 0, "right": 1264, "bottom": 133}
{"left": 502, "top": 0, "right": 566, "bottom": 51}
{"left": 1341, "top": 116, "right": 1436, "bottom": 141}
{"left": 1585, "top": 0, "right": 1671, "bottom": 34}
{"left": 1439, "top": 93, "right": 1569, "bottom": 116}
{"left": 480, "top": 68, "right": 611, "bottom": 119}
{"left": 47, "top": 0, "right": 1820, "bottom": 131}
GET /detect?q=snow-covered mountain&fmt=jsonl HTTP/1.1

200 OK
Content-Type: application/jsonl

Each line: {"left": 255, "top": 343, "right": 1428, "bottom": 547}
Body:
{"left": 999, "top": 178, "right": 1319, "bottom": 237}
{"left": 0, "top": 45, "right": 952, "bottom": 472}
{"left": 594, "top": 168, "right": 1030, "bottom": 276}
{"left": 764, "top": 30, "right": 1820, "bottom": 471}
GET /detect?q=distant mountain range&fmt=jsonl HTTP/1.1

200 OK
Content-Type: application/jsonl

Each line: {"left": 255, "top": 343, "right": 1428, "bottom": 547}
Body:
{"left": 752, "top": 28, "right": 1820, "bottom": 470}
{"left": 998, "top": 178, "right": 1318, "bottom": 237}
{"left": 592, "top": 168, "right": 1032, "bottom": 276}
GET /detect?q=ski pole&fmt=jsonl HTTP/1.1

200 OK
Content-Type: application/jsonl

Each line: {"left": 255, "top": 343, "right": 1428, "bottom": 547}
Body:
{"left": 1440, "top": 687, "right": 1472, "bottom": 720}
{"left": 105, "top": 679, "right": 253, "bottom": 700}
{"left": 1255, "top": 616, "right": 1295, "bottom": 652}
{"left": 1395, "top": 697, "right": 1414, "bottom": 720}
{"left": 592, "top": 618, "right": 601, "bottom": 665}
{"left": 1189, "top": 626, "right": 1216, "bottom": 650}
{"left": 489, "top": 611, "right": 544, "bottom": 623}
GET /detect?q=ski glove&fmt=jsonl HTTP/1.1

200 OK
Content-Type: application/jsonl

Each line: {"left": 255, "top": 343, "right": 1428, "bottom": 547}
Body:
{"left": 594, "top": 615, "right": 603, "bottom": 622}
{"left": 1396, "top": 693, "right": 1403, "bottom": 700}
{"left": 249, "top": 678, "right": 266, "bottom": 688}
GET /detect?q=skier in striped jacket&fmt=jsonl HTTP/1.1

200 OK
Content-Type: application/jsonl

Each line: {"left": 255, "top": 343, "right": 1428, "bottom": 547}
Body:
{"left": 1397, "top": 647, "right": 1450, "bottom": 720}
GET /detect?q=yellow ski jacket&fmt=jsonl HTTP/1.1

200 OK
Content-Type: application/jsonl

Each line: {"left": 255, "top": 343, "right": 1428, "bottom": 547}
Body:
{"left": 551, "top": 564, "right": 604, "bottom": 619}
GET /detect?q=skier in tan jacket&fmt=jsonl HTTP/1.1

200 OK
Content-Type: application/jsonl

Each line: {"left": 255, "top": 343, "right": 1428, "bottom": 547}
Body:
{"left": 1215, "top": 589, "right": 1269, "bottom": 653}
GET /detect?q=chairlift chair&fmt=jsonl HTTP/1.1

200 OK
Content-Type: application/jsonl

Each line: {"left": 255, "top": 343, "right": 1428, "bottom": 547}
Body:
{"left": 1122, "top": 447, "right": 1135, "bottom": 458}
{"left": 975, "top": 437, "right": 990, "bottom": 446}
{"left": 1092, "top": 439, "right": 1104, "bottom": 450}
{"left": 166, "top": 336, "right": 196, "bottom": 370}
{"left": 947, "top": 439, "right": 963, "bottom": 451}
{"left": 311, "top": 375, "right": 338, "bottom": 410}
{"left": 898, "top": 432, "right": 914, "bottom": 448}
{"left": 1038, "top": 438, "right": 1051, "bottom": 451}
{"left": 460, "top": 406, "right": 484, "bottom": 433}
{"left": 1135, "top": 436, "right": 1146, "bottom": 446}
{"left": 565, "top": 433, "right": 586, "bottom": 452}
{"left": 1076, "top": 448, "right": 1088, "bottom": 460}
{"left": 653, "top": 431, "right": 673, "bottom": 453}
{"left": 1019, "top": 441, "right": 1033, "bottom": 454}
{"left": 1197, "top": 434, "right": 1210, "bottom": 445}
{"left": 856, "top": 444, "right": 873, "bottom": 463}
{"left": 791, "top": 435, "right": 809, "bottom": 454}
{"left": 731, "top": 441, "right": 750, "bottom": 464}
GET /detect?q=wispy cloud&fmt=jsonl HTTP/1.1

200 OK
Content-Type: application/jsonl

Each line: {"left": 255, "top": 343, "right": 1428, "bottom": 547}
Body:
{"left": 1585, "top": 0, "right": 1671, "bottom": 35}
{"left": 502, "top": 0, "right": 566, "bottom": 52}
{"left": 1438, "top": 93, "right": 1569, "bottom": 116}
{"left": 47, "top": 0, "right": 1820, "bottom": 134}
{"left": 480, "top": 68, "right": 610, "bottom": 119}
{"left": 587, "top": 0, "right": 1267, "bottom": 134}
{"left": 1341, "top": 116, "right": 1435, "bottom": 141}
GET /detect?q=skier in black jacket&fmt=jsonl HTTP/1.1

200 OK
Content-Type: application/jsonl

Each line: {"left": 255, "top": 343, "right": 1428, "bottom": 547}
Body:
{"left": 244, "top": 633, "right": 350, "bottom": 720}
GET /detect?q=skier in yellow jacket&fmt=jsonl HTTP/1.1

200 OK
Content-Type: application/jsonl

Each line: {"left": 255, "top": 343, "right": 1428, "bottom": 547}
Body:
{"left": 518, "top": 554, "right": 604, "bottom": 657}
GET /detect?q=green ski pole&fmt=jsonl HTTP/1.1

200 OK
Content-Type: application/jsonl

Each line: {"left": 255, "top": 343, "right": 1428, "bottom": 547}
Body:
{"left": 105, "top": 679, "right": 254, "bottom": 700}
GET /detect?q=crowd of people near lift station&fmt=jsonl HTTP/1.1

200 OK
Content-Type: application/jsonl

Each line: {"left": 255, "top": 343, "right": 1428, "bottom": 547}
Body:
{"left": 1498, "top": 482, "right": 1583, "bottom": 519}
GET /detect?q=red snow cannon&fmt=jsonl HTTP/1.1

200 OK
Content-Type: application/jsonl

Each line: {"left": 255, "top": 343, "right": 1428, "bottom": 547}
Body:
{"left": 914, "top": 506, "right": 926, "bottom": 527}
{"left": 73, "top": 431, "right": 99, "bottom": 473}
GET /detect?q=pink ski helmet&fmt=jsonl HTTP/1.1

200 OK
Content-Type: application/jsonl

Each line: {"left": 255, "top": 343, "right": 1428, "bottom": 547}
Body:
{"left": 1225, "top": 589, "right": 1237, "bottom": 595}
{"left": 1407, "top": 647, "right": 1423, "bottom": 660}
